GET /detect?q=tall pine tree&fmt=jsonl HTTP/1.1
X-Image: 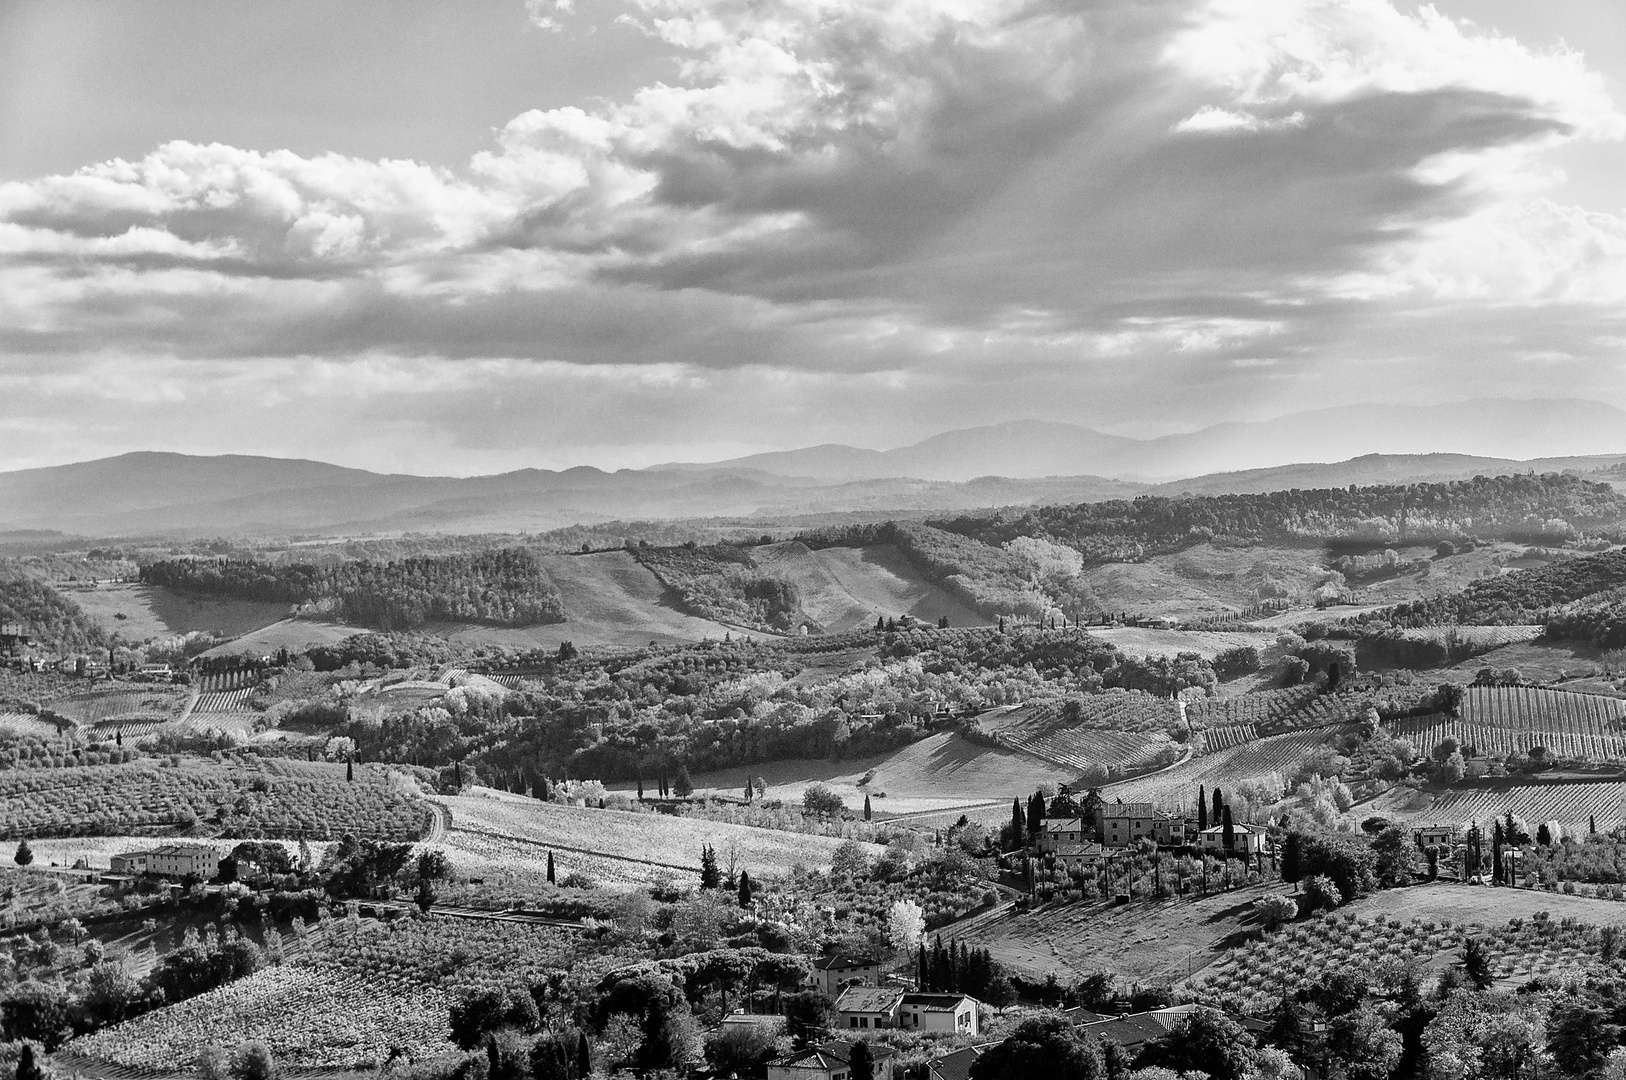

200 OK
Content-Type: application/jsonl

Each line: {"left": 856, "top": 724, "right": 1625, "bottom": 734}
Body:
{"left": 1197, "top": 785, "right": 1208, "bottom": 832}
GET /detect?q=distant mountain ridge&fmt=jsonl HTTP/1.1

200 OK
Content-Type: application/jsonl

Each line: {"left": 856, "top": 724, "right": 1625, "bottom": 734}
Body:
{"left": 658, "top": 398, "right": 1626, "bottom": 482}
{"left": 2, "top": 398, "right": 1624, "bottom": 537}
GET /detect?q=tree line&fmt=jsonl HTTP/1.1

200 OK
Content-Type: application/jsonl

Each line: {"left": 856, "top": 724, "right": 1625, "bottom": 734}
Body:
{"left": 140, "top": 549, "right": 566, "bottom": 630}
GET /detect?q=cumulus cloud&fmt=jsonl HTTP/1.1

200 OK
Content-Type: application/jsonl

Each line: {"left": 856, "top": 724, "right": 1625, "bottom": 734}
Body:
{"left": 2, "top": 0, "right": 1624, "bottom": 470}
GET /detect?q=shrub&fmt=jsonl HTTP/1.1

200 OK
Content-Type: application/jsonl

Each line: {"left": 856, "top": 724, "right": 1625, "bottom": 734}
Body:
{"left": 1303, "top": 875, "right": 1343, "bottom": 912}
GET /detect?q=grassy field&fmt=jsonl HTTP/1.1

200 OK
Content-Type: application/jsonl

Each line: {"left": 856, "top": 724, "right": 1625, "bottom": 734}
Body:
{"left": 439, "top": 787, "right": 882, "bottom": 887}
{"left": 672, "top": 732, "right": 1079, "bottom": 815}
{"left": 963, "top": 883, "right": 1276, "bottom": 983}
{"left": 1441, "top": 640, "right": 1621, "bottom": 684}
{"left": 1091, "top": 627, "right": 1270, "bottom": 660}
{"left": 1351, "top": 882, "right": 1626, "bottom": 928}
{"left": 750, "top": 542, "right": 989, "bottom": 633}
{"left": 198, "top": 618, "right": 358, "bottom": 659}
{"left": 1080, "top": 545, "right": 1331, "bottom": 621}
{"left": 64, "top": 584, "right": 290, "bottom": 641}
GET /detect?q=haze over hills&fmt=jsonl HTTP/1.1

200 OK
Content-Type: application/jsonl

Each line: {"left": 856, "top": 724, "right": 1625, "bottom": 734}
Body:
{"left": 662, "top": 398, "right": 1626, "bottom": 482}
{"left": 3, "top": 398, "right": 1625, "bottom": 537}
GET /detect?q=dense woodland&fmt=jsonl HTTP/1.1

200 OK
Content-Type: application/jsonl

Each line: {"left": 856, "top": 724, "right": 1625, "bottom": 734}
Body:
{"left": 932, "top": 474, "right": 1626, "bottom": 561}
{"left": 140, "top": 548, "right": 566, "bottom": 629}
{"left": 631, "top": 544, "right": 804, "bottom": 632}
{"left": 1364, "top": 549, "right": 1626, "bottom": 629}
{"left": 0, "top": 572, "right": 107, "bottom": 654}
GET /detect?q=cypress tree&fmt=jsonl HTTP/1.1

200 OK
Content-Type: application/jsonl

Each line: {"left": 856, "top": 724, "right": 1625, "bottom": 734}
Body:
{"left": 576, "top": 1030, "right": 592, "bottom": 1079}
{"left": 1592, "top": 814, "right": 1598, "bottom": 835}
{"left": 1211, "top": 787, "right": 1223, "bottom": 825}
{"left": 546, "top": 851, "right": 555, "bottom": 884}
{"left": 1026, "top": 791, "right": 1044, "bottom": 835}
{"left": 1011, "top": 798, "right": 1026, "bottom": 848}
{"left": 1197, "top": 785, "right": 1207, "bottom": 832}
{"left": 1221, "top": 806, "right": 1235, "bottom": 854}
{"left": 15, "top": 1044, "right": 42, "bottom": 1080}
{"left": 637, "top": 778, "right": 644, "bottom": 799}
{"left": 918, "top": 942, "right": 928, "bottom": 990}
{"left": 1491, "top": 821, "right": 1504, "bottom": 885}
{"left": 738, "top": 870, "right": 754, "bottom": 908}
{"left": 864, "top": 795, "right": 872, "bottom": 822}
{"left": 346, "top": 757, "right": 354, "bottom": 783}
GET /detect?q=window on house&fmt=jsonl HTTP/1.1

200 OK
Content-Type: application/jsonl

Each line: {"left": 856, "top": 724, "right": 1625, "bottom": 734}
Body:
{"left": 850, "top": 1018, "right": 859, "bottom": 1028}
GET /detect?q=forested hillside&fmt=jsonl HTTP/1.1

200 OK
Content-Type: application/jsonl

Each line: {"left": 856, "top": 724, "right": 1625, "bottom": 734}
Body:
{"left": 1373, "top": 549, "right": 1626, "bottom": 627}
{"left": 0, "top": 572, "right": 108, "bottom": 654}
{"left": 931, "top": 474, "right": 1626, "bottom": 561}
{"left": 140, "top": 548, "right": 565, "bottom": 630}
{"left": 629, "top": 543, "right": 803, "bottom": 632}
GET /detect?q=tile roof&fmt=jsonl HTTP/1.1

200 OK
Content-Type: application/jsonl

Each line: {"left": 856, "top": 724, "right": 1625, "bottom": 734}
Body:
{"left": 1079, "top": 1005, "right": 1268, "bottom": 1052}
{"left": 835, "top": 986, "right": 904, "bottom": 1014}
{"left": 1101, "top": 802, "right": 1164, "bottom": 819}
{"left": 814, "top": 955, "right": 881, "bottom": 971}
{"left": 1050, "top": 843, "right": 1104, "bottom": 858}
{"left": 1041, "top": 818, "right": 1086, "bottom": 832}
{"left": 902, "top": 993, "right": 976, "bottom": 1011}
{"left": 927, "top": 1045, "right": 990, "bottom": 1080}
{"left": 776, "top": 1042, "right": 897, "bottom": 1070}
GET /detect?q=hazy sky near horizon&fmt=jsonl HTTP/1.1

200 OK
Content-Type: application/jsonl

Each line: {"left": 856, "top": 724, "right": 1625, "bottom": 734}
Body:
{"left": 3, "top": 0, "right": 1626, "bottom": 476}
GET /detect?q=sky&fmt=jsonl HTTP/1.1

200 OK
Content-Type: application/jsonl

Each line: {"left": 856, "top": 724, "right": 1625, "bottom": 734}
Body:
{"left": 2, "top": 0, "right": 1625, "bottom": 476}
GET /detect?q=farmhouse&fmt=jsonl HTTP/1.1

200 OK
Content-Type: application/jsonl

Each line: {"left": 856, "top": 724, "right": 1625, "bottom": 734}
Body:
{"left": 1197, "top": 823, "right": 1268, "bottom": 856}
{"left": 811, "top": 954, "right": 884, "bottom": 996}
{"left": 901, "top": 992, "right": 980, "bottom": 1035}
{"left": 108, "top": 850, "right": 149, "bottom": 875}
{"left": 1412, "top": 824, "right": 1457, "bottom": 850}
{"left": 835, "top": 986, "right": 903, "bottom": 1030}
{"left": 768, "top": 1041, "right": 896, "bottom": 1080}
{"left": 1049, "top": 842, "right": 1105, "bottom": 870}
{"left": 1037, "top": 817, "right": 1090, "bottom": 851}
{"left": 147, "top": 844, "right": 221, "bottom": 880}
{"left": 1095, "top": 802, "right": 1172, "bottom": 848}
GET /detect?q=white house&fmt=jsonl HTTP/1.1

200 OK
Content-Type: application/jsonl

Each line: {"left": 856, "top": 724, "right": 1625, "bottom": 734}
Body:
{"left": 901, "top": 993, "right": 980, "bottom": 1036}
{"left": 147, "top": 844, "right": 221, "bottom": 880}
{"left": 811, "top": 954, "right": 883, "bottom": 996}
{"left": 1197, "top": 823, "right": 1268, "bottom": 857}
{"left": 835, "top": 986, "right": 903, "bottom": 1031}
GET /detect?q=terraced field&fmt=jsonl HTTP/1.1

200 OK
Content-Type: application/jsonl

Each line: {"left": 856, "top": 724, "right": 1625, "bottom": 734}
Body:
{"left": 48, "top": 688, "right": 187, "bottom": 726}
{"left": 1188, "top": 687, "right": 1318, "bottom": 733}
{"left": 0, "top": 713, "right": 62, "bottom": 739}
{"left": 999, "top": 727, "right": 1174, "bottom": 774}
{"left": 1106, "top": 725, "right": 1356, "bottom": 813}
{"left": 1390, "top": 687, "right": 1626, "bottom": 760}
{"left": 1369, "top": 780, "right": 1626, "bottom": 834}
{"left": 193, "top": 688, "right": 254, "bottom": 712}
